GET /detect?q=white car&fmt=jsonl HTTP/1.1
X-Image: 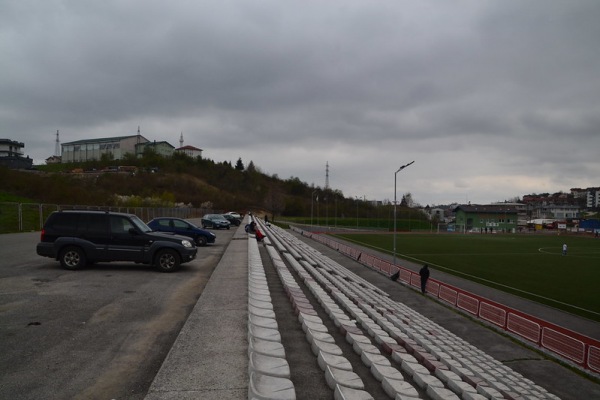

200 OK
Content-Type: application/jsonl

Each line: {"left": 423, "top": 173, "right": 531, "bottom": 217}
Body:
{"left": 226, "top": 212, "right": 241, "bottom": 219}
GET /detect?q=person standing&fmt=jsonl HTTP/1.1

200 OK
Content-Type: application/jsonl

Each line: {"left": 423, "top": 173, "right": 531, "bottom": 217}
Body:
{"left": 562, "top": 243, "right": 567, "bottom": 256}
{"left": 419, "top": 264, "right": 430, "bottom": 294}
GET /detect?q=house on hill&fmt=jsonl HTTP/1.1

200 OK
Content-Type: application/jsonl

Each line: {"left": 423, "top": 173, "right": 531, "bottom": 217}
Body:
{"left": 176, "top": 145, "right": 202, "bottom": 158}
{"left": 45, "top": 155, "right": 62, "bottom": 164}
{"left": 0, "top": 138, "right": 33, "bottom": 169}
{"left": 137, "top": 140, "right": 175, "bottom": 157}
{"left": 453, "top": 204, "right": 518, "bottom": 233}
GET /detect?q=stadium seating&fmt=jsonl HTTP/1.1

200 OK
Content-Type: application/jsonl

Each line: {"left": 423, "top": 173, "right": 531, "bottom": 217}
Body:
{"left": 253, "top": 219, "right": 561, "bottom": 400}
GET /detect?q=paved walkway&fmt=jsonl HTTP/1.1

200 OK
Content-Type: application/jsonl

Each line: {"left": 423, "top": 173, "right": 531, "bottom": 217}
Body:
{"left": 145, "top": 221, "right": 600, "bottom": 400}
{"left": 145, "top": 223, "right": 249, "bottom": 400}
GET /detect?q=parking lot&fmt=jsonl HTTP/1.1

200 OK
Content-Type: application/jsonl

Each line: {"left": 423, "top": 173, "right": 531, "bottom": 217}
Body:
{"left": 0, "top": 224, "right": 234, "bottom": 400}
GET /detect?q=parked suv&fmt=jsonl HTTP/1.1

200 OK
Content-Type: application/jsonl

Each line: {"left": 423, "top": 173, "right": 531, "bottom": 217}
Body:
{"left": 36, "top": 210, "right": 197, "bottom": 272}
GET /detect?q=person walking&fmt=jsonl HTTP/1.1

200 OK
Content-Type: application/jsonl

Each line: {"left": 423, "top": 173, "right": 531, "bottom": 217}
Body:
{"left": 562, "top": 243, "right": 567, "bottom": 256}
{"left": 419, "top": 264, "right": 430, "bottom": 294}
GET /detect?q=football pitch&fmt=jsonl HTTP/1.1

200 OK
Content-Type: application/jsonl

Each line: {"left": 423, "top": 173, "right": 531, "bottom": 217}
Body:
{"left": 332, "top": 232, "right": 600, "bottom": 322}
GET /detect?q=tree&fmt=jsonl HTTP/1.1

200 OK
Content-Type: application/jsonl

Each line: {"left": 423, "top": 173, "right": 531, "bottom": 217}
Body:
{"left": 235, "top": 157, "right": 245, "bottom": 171}
{"left": 264, "top": 186, "right": 285, "bottom": 221}
{"left": 100, "top": 152, "right": 114, "bottom": 162}
{"left": 402, "top": 192, "right": 415, "bottom": 208}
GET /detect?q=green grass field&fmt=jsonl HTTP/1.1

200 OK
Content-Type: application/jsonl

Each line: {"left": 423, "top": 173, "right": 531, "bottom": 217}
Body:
{"left": 332, "top": 232, "right": 600, "bottom": 322}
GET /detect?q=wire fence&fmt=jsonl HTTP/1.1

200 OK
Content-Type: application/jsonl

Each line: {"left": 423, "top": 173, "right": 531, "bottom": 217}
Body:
{"left": 0, "top": 202, "right": 214, "bottom": 234}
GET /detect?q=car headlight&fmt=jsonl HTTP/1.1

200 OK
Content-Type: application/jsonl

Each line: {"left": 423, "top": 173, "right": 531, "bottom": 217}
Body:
{"left": 181, "top": 240, "right": 193, "bottom": 248}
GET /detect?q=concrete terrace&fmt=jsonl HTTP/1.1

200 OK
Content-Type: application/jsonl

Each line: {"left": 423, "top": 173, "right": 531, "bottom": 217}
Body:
{"left": 145, "top": 217, "right": 600, "bottom": 400}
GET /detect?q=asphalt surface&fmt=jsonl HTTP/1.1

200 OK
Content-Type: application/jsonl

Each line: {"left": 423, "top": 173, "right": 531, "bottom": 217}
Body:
{"left": 0, "top": 226, "right": 235, "bottom": 400}
{"left": 145, "top": 221, "right": 600, "bottom": 400}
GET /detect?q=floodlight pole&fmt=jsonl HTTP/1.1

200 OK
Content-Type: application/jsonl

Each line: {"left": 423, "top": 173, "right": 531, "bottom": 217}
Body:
{"left": 393, "top": 161, "right": 415, "bottom": 267}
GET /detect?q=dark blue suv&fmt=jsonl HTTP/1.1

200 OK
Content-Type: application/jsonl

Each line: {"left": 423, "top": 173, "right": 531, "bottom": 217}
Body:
{"left": 36, "top": 210, "right": 197, "bottom": 272}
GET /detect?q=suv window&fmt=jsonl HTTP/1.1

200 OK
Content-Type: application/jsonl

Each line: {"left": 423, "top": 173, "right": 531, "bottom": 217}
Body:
{"left": 78, "top": 214, "right": 108, "bottom": 235}
{"left": 51, "top": 213, "right": 79, "bottom": 232}
{"left": 130, "top": 215, "right": 152, "bottom": 232}
{"left": 110, "top": 215, "right": 135, "bottom": 234}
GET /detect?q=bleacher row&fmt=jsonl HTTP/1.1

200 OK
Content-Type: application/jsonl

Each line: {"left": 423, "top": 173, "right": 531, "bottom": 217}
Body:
{"left": 247, "top": 217, "right": 561, "bottom": 400}
{"left": 247, "top": 224, "right": 296, "bottom": 399}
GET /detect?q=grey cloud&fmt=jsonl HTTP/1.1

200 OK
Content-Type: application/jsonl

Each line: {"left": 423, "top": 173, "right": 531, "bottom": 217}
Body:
{"left": 2, "top": 0, "right": 599, "bottom": 204}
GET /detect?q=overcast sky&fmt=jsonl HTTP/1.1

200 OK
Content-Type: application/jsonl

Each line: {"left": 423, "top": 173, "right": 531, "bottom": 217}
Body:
{"left": 2, "top": 1, "right": 599, "bottom": 206}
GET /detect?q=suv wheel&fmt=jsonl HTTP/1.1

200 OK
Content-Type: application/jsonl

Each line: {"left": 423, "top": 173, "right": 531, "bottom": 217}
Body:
{"left": 60, "top": 246, "right": 86, "bottom": 270}
{"left": 155, "top": 249, "right": 181, "bottom": 272}
{"left": 196, "top": 236, "right": 207, "bottom": 246}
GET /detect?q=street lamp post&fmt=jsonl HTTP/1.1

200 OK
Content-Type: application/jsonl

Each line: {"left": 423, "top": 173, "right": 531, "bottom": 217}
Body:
{"left": 393, "top": 161, "right": 414, "bottom": 267}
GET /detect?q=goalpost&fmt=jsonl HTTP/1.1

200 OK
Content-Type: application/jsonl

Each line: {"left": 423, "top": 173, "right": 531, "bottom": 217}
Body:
{"left": 437, "top": 223, "right": 465, "bottom": 233}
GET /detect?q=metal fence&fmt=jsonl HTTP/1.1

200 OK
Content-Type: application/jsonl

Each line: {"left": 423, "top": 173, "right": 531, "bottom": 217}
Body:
{"left": 0, "top": 202, "right": 211, "bottom": 234}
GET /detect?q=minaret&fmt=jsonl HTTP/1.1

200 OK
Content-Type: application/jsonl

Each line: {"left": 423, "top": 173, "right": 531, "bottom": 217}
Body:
{"left": 55, "top": 130, "right": 60, "bottom": 156}
{"left": 180, "top": 132, "right": 184, "bottom": 148}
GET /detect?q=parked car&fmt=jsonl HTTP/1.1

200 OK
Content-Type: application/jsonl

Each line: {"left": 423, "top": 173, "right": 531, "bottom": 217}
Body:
{"left": 225, "top": 211, "right": 242, "bottom": 219}
{"left": 201, "top": 214, "right": 231, "bottom": 229}
{"left": 147, "top": 217, "right": 216, "bottom": 246}
{"left": 36, "top": 210, "right": 197, "bottom": 272}
{"left": 222, "top": 213, "right": 241, "bottom": 226}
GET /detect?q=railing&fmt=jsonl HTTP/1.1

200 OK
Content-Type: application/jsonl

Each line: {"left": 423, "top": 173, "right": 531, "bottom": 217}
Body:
{"left": 0, "top": 202, "right": 211, "bottom": 234}
{"left": 291, "top": 226, "right": 600, "bottom": 376}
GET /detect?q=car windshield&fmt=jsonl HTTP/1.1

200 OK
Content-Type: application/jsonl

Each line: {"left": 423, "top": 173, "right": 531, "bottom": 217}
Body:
{"left": 130, "top": 215, "right": 153, "bottom": 232}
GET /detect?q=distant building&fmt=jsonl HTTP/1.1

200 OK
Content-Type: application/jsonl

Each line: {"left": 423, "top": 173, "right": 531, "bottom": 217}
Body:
{"left": 428, "top": 207, "right": 445, "bottom": 221}
{"left": 61, "top": 135, "right": 150, "bottom": 162}
{"left": 573, "top": 187, "right": 600, "bottom": 209}
{"left": 45, "top": 155, "right": 62, "bottom": 164}
{"left": 534, "top": 204, "right": 581, "bottom": 220}
{"left": 453, "top": 204, "right": 518, "bottom": 233}
{"left": 136, "top": 140, "right": 175, "bottom": 157}
{"left": 175, "top": 145, "right": 203, "bottom": 158}
{"left": 0, "top": 138, "right": 33, "bottom": 169}
{"left": 588, "top": 189, "right": 600, "bottom": 209}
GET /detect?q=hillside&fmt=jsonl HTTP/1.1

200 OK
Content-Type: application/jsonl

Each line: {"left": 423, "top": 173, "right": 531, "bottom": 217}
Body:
{"left": 0, "top": 153, "right": 328, "bottom": 217}
{"left": 0, "top": 152, "right": 431, "bottom": 230}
